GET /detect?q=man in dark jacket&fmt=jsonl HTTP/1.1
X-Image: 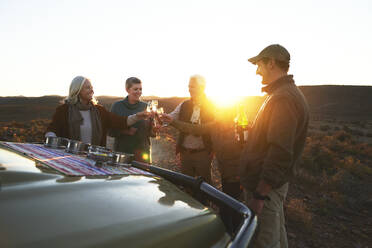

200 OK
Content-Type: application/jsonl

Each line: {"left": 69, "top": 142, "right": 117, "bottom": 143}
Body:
{"left": 168, "top": 75, "right": 214, "bottom": 184}
{"left": 242, "top": 44, "right": 309, "bottom": 248}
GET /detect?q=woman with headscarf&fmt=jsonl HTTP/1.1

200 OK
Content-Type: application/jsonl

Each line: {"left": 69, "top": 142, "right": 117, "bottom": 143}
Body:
{"left": 46, "top": 76, "right": 148, "bottom": 146}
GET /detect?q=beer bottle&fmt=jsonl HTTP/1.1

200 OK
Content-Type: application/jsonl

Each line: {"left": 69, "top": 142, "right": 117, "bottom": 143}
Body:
{"left": 234, "top": 103, "right": 249, "bottom": 144}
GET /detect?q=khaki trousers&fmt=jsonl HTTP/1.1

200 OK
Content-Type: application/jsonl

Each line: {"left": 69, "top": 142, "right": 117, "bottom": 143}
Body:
{"left": 180, "top": 150, "right": 212, "bottom": 184}
{"left": 244, "top": 183, "right": 289, "bottom": 248}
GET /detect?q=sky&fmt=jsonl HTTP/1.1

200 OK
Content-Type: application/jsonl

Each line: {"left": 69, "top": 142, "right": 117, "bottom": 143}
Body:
{"left": 0, "top": 0, "right": 371, "bottom": 100}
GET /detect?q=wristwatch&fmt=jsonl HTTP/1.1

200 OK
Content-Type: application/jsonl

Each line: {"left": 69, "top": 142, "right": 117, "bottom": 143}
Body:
{"left": 253, "top": 191, "right": 271, "bottom": 201}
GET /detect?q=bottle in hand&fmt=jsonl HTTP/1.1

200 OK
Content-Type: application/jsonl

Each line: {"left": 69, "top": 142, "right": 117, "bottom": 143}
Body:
{"left": 234, "top": 103, "right": 249, "bottom": 144}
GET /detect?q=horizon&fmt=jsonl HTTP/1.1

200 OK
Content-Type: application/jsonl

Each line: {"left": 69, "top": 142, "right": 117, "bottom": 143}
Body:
{"left": 1, "top": 84, "right": 372, "bottom": 98}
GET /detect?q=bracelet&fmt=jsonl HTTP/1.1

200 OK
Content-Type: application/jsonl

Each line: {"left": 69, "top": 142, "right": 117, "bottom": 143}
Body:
{"left": 253, "top": 191, "right": 270, "bottom": 201}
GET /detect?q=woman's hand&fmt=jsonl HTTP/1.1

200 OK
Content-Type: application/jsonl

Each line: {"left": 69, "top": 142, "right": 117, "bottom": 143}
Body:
{"left": 120, "top": 127, "right": 137, "bottom": 135}
{"left": 135, "top": 111, "right": 150, "bottom": 120}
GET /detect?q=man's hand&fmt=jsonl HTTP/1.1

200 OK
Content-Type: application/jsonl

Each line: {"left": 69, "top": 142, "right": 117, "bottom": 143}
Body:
{"left": 152, "top": 125, "right": 161, "bottom": 133}
{"left": 247, "top": 179, "right": 272, "bottom": 215}
{"left": 160, "top": 113, "right": 173, "bottom": 123}
{"left": 247, "top": 198, "right": 265, "bottom": 215}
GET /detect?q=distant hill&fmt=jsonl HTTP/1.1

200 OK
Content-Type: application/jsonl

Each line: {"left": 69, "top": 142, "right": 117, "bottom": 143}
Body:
{"left": 0, "top": 85, "right": 371, "bottom": 122}
{"left": 0, "top": 95, "right": 64, "bottom": 123}
{"left": 0, "top": 95, "right": 188, "bottom": 122}
{"left": 299, "top": 85, "right": 372, "bottom": 120}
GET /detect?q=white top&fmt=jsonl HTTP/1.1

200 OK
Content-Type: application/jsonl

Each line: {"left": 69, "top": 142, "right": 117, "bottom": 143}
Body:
{"left": 170, "top": 102, "right": 204, "bottom": 150}
{"left": 79, "top": 110, "right": 92, "bottom": 144}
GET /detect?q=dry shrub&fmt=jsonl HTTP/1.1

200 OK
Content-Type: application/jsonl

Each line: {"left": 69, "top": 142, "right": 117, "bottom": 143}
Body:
{"left": 301, "top": 137, "right": 337, "bottom": 175}
{"left": 286, "top": 198, "right": 312, "bottom": 231}
{"left": 333, "top": 130, "right": 352, "bottom": 142}
{"left": 328, "top": 191, "right": 346, "bottom": 206}
{"left": 343, "top": 125, "right": 352, "bottom": 133}
{"left": 320, "top": 169, "right": 351, "bottom": 193}
{"left": 301, "top": 130, "right": 371, "bottom": 177}
{"left": 0, "top": 119, "right": 50, "bottom": 143}
{"left": 314, "top": 196, "right": 330, "bottom": 216}
{"left": 340, "top": 156, "right": 372, "bottom": 181}
{"left": 354, "top": 143, "right": 372, "bottom": 158}
{"left": 352, "top": 129, "right": 364, "bottom": 136}
{"left": 295, "top": 167, "right": 319, "bottom": 185}
{"left": 298, "top": 130, "right": 372, "bottom": 209}
{"left": 320, "top": 125, "right": 331, "bottom": 131}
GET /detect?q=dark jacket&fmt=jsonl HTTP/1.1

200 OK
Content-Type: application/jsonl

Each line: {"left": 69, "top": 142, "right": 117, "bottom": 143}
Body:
{"left": 47, "top": 103, "right": 128, "bottom": 146}
{"left": 240, "top": 75, "right": 309, "bottom": 190}
{"left": 176, "top": 99, "right": 214, "bottom": 153}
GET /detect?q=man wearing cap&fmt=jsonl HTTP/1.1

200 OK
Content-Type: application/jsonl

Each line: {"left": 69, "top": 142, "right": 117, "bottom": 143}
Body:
{"left": 241, "top": 44, "right": 309, "bottom": 248}
{"left": 168, "top": 75, "right": 214, "bottom": 184}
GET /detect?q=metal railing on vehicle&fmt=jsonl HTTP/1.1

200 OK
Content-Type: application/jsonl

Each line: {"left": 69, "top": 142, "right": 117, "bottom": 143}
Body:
{"left": 132, "top": 161, "right": 257, "bottom": 248}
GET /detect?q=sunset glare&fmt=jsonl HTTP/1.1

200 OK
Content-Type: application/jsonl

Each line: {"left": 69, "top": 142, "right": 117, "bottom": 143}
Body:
{"left": 209, "top": 94, "right": 242, "bottom": 108}
{"left": 206, "top": 76, "right": 263, "bottom": 107}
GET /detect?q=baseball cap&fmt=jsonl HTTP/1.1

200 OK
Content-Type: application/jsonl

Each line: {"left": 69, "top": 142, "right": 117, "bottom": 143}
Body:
{"left": 248, "top": 44, "right": 290, "bottom": 64}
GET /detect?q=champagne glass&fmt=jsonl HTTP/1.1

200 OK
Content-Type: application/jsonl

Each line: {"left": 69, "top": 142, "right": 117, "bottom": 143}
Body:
{"left": 151, "top": 100, "right": 158, "bottom": 112}
{"left": 146, "top": 101, "right": 152, "bottom": 112}
{"left": 157, "top": 107, "right": 164, "bottom": 115}
{"left": 157, "top": 107, "right": 168, "bottom": 127}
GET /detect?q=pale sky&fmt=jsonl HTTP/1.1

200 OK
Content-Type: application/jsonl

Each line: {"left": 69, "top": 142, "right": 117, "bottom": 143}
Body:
{"left": 1, "top": 0, "right": 371, "bottom": 100}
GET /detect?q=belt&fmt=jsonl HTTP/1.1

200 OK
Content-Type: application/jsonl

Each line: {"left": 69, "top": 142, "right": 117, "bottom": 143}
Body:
{"left": 181, "top": 147, "right": 206, "bottom": 154}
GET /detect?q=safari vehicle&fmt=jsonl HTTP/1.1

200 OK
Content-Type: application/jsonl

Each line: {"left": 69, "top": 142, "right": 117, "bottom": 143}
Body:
{"left": 0, "top": 140, "right": 257, "bottom": 248}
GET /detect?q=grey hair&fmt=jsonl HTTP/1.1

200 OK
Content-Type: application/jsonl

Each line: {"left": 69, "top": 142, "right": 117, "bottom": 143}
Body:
{"left": 64, "top": 76, "right": 97, "bottom": 104}
{"left": 189, "top": 74, "right": 206, "bottom": 88}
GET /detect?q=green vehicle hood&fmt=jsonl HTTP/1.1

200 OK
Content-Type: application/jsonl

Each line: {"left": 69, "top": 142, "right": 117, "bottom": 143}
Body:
{"left": 0, "top": 147, "right": 229, "bottom": 248}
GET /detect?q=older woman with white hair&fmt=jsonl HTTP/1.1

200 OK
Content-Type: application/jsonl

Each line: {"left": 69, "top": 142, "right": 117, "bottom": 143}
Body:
{"left": 46, "top": 76, "right": 148, "bottom": 146}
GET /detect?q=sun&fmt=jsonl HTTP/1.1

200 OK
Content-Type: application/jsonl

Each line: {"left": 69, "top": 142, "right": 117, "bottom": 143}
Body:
{"left": 209, "top": 94, "right": 241, "bottom": 108}
{"left": 206, "top": 82, "right": 261, "bottom": 108}
{"left": 206, "top": 85, "right": 238, "bottom": 107}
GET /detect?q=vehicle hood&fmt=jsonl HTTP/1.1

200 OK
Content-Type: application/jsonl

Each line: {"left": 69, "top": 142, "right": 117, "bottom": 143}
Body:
{"left": 0, "top": 147, "right": 228, "bottom": 247}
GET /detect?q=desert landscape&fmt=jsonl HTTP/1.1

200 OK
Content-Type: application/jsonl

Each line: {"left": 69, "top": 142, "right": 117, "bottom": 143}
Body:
{"left": 0, "top": 85, "right": 371, "bottom": 248}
